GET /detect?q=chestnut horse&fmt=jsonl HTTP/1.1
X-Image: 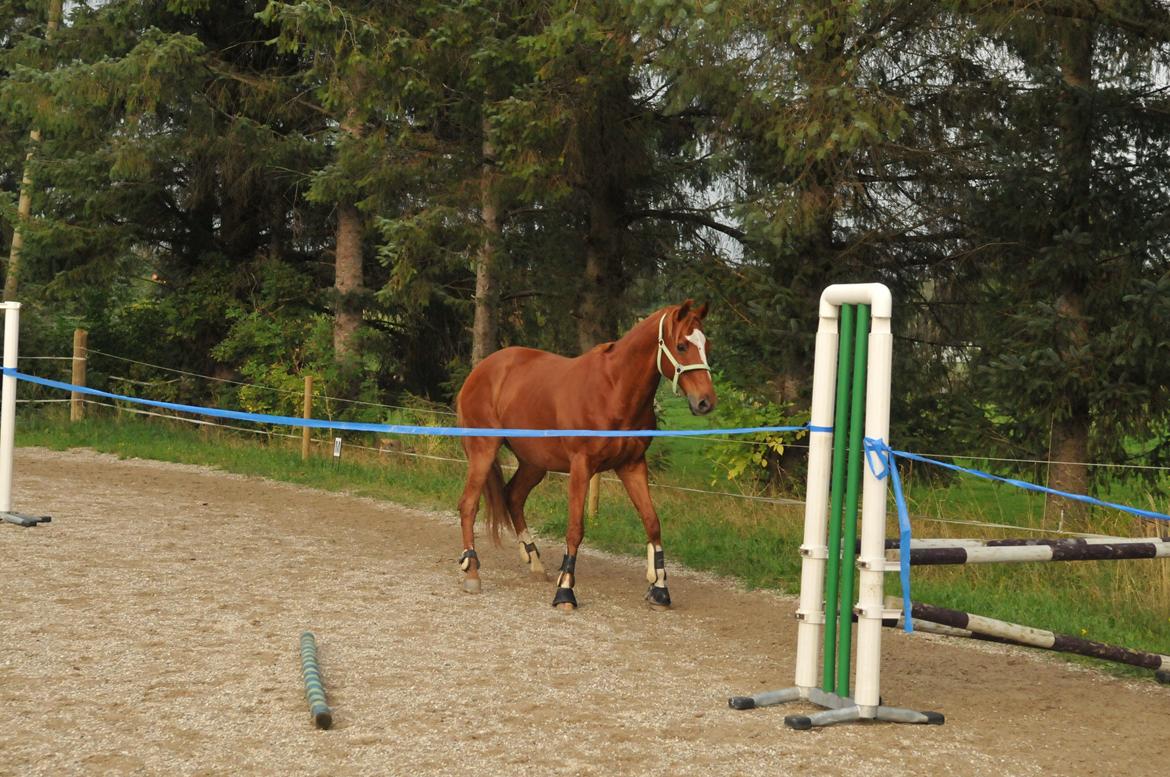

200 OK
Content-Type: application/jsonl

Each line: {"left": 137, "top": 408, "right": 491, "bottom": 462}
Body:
{"left": 454, "top": 300, "right": 716, "bottom": 609}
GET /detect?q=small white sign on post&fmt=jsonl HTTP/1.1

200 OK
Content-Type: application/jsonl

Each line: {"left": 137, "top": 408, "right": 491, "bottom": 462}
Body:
{"left": 332, "top": 437, "right": 342, "bottom": 469}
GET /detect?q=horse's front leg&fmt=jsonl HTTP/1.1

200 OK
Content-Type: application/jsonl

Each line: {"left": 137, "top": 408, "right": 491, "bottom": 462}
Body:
{"left": 553, "top": 457, "right": 592, "bottom": 610}
{"left": 616, "top": 457, "right": 670, "bottom": 608}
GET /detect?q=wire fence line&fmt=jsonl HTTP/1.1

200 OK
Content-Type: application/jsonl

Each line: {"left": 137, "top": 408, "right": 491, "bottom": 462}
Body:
{"left": 901, "top": 449, "right": 1170, "bottom": 472}
{"left": 77, "top": 399, "right": 806, "bottom": 506}
{"left": 68, "top": 398, "right": 1146, "bottom": 537}
{"left": 85, "top": 347, "right": 459, "bottom": 416}
{"left": 25, "top": 349, "right": 1170, "bottom": 468}
{"left": 32, "top": 348, "right": 787, "bottom": 448}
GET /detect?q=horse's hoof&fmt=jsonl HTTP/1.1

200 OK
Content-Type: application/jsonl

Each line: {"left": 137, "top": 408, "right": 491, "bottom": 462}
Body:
{"left": 552, "top": 587, "right": 578, "bottom": 609}
{"left": 463, "top": 578, "right": 482, "bottom": 594}
{"left": 645, "top": 585, "right": 671, "bottom": 608}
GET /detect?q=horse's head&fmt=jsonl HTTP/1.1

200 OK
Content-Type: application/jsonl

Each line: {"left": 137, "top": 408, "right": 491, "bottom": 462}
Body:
{"left": 657, "top": 300, "right": 717, "bottom": 416}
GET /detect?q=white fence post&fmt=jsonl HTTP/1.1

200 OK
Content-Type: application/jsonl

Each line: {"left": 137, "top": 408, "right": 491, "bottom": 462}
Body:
{"left": 0, "top": 301, "right": 21, "bottom": 514}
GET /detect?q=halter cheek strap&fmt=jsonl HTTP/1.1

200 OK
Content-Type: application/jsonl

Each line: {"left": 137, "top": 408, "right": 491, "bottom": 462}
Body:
{"left": 656, "top": 314, "right": 711, "bottom": 396}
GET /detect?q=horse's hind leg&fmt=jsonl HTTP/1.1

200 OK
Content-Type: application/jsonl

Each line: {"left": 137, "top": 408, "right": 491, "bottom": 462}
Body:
{"left": 505, "top": 461, "right": 548, "bottom": 580}
{"left": 458, "top": 436, "right": 502, "bottom": 593}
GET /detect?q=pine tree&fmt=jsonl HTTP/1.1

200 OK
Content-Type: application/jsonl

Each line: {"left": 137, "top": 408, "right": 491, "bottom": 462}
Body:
{"left": 953, "top": 1, "right": 1170, "bottom": 527}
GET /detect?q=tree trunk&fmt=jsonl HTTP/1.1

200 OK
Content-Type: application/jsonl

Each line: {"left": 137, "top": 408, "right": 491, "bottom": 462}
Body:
{"left": 5, "top": 132, "right": 39, "bottom": 301}
{"left": 577, "top": 244, "right": 608, "bottom": 354}
{"left": 766, "top": 169, "right": 835, "bottom": 407}
{"left": 333, "top": 201, "right": 363, "bottom": 360}
{"left": 1045, "top": 19, "right": 1095, "bottom": 530}
{"left": 333, "top": 109, "right": 364, "bottom": 361}
{"left": 471, "top": 123, "right": 500, "bottom": 365}
{"left": 1048, "top": 388, "right": 1091, "bottom": 530}
{"left": 766, "top": 9, "right": 846, "bottom": 407}
{"left": 1046, "top": 283, "right": 1091, "bottom": 529}
{"left": 4, "top": 0, "right": 64, "bottom": 301}
{"left": 575, "top": 132, "right": 626, "bottom": 353}
{"left": 568, "top": 63, "right": 631, "bottom": 354}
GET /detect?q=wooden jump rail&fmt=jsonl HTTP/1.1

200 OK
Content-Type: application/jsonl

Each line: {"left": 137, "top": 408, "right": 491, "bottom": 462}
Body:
{"left": 880, "top": 599, "right": 1170, "bottom": 684}
{"left": 862, "top": 536, "right": 1170, "bottom": 682}
{"left": 873, "top": 536, "right": 1170, "bottom": 569}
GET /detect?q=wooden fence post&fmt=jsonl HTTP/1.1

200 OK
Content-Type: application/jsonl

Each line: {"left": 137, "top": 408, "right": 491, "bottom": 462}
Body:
{"left": 70, "top": 329, "right": 86, "bottom": 422}
{"left": 588, "top": 473, "right": 601, "bottom": 520}
{"left": 302, "top": 375, "right": 313, "bottom": 461}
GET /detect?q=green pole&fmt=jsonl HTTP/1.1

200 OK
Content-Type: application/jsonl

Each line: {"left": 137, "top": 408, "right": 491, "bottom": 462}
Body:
{"left": 300, "top": 632, "right": 333, "bottom": 729}
{"left": 836, "top": 303, "right": 870, "bottom": 697}
{"left": 821, "top": 304, "right": 856, "bottom": 693}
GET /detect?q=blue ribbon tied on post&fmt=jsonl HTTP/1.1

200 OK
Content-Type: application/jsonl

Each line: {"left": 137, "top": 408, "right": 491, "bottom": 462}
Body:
{"left": 863, "top": 437, "right": 914, "bottom": 633}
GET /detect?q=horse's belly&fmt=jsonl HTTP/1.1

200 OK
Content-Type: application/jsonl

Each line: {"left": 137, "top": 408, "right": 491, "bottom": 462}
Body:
{"left": 504, "top": 437, "right": 649, "bottom": 473}
{"left": 504, "top": 438, "right": 573, "bottom": 472}
{"left": 592, "top": 438, "right": 651, "bottom": 470}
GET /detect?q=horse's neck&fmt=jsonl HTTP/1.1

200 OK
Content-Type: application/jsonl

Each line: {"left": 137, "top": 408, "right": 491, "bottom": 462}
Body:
{"left": 602, "top": 312, "right": 664, "bottom": 418}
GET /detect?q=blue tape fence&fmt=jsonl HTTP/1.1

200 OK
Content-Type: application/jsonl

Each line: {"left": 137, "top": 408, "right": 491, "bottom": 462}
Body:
{"left": 8, "top": 367, "right": 1170, "bottom": 634}
{"left": 3, "top": 369, "right": 820, "bottom": 439}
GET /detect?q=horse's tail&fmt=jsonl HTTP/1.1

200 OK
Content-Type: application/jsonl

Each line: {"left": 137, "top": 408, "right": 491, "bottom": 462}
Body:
{"left": 456, "top": 385, "right": 511, "bottom": 546}
{"left": 482, "top": 458, "right": 511, "bottom": 546}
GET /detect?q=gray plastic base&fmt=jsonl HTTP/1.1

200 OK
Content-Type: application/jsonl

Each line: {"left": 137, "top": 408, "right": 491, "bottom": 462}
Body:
{"left": 2, "top": 511, "right": 51, "bottom": 527}
{"left": 729, "top": 685, "right": 944, "bottom": 730}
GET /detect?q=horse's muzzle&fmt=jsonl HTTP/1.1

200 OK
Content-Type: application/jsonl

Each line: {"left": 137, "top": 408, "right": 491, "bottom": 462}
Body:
{"left": 688, "top": 395, "right": 715, "bottom": 416}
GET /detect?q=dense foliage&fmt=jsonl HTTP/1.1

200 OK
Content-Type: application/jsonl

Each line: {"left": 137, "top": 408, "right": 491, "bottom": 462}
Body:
{"left": 2, "top": 1, "right": 1169, "bottom": 520}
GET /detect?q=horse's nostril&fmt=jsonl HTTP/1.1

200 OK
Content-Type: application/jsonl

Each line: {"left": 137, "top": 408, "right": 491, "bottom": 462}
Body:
{"left": 697, "top": 398, "right": 711, "bottom": 412}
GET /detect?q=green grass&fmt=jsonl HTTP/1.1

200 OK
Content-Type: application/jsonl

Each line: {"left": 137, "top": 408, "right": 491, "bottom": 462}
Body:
{"left": 648, "top": 385, "right": 733, "bottom": 484}
{"left": 15, "top": 408, "right": 1170, "bottom": 681}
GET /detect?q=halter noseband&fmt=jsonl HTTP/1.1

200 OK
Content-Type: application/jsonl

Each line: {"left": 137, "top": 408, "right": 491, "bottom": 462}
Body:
{"left": 656, "top": 313, "right": 711, "bottom": 396}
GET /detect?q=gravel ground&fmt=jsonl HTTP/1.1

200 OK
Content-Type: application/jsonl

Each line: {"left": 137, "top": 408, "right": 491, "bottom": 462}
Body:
{"left": 2, "top": 447, "right": 1169, "bottom": 776}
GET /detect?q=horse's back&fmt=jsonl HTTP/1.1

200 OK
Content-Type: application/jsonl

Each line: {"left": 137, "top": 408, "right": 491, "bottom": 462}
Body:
{"left": 457, "top": 346, "right": 573, "bottom": 425}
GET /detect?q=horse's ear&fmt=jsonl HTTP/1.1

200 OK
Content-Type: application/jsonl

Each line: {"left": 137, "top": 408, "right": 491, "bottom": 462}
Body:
{"left": 675, "top": 299, "right": 693, "bottom": 321}
{"left": 695, "top": 302, "right": 709, "bottom": 320}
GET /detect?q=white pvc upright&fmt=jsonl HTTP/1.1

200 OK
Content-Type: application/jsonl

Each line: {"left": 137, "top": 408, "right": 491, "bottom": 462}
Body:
{"left": 732, "top": 283, "right": 934, "bottom": 729}
{"left": 799, "top": 283, "right": 893, "bottom": 714}
{"left": 0, "top": 302, "right": 21, "bottom": 513}
{"left": 851, "top": 289, "right": 893, "bottom": 716}
{"left": 792, "top": 308, "right": 840, "bottom": 693}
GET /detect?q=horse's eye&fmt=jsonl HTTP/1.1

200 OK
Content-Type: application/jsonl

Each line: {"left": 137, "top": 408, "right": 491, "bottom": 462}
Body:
{"left": 676, "top": 343, "right": 688, "bottom": 354}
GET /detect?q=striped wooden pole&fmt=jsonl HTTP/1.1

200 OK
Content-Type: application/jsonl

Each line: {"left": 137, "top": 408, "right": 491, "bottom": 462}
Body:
{"left": 879, "top": 536, "right": 1170, "bottom": 568}
{"left": 886, "top": 600, "right": 1170, "bottom": 680}
{"left": 299, "top": 632, "right": 333, "bottom": 729}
